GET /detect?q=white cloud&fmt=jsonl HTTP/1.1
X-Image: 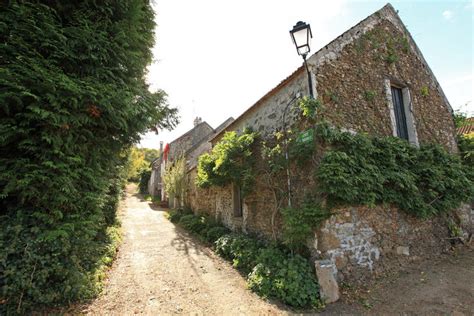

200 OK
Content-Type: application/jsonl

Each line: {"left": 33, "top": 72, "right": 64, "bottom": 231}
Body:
{"left": 442, "top": 10, "right": 454, "bottom": 20}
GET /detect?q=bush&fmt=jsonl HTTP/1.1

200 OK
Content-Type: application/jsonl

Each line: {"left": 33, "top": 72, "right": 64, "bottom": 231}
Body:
{"left": 139, "top": 169, "right": 151, "bottom": 195}
{"left": 281, "top": 199, "right": 331, "bottom": 252}
{"left": 215, "top": 234, "right": 262, "bottom": 272}
{"left": 167, "top": 212, "right": 321, "bottom": 308}
{"left": 214, "top": 235, "right": 320, "bottom": 307}
{"left": 196, "top": 130, "right": 257, "bottom": 195}
{"left": 205, "top": 226, "right": 230, "bottom": 243}
{"left": 0, "top": 1, "right": 177, "bottom": 313}
{"left": 248, "top": 251, "right": 320, "bottom": 308}
{"left": 179, "top": 215, "right": 207, "bottom": 234}
{"left": 167, "top": 210, "right": 182, "bottom": 223}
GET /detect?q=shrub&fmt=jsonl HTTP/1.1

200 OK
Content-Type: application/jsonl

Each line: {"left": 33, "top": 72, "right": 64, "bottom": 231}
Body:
{"left": 215, "top": 234, "right": 263, "bottom": 273}
{"left": 248, "top": 252, "right": 320, "bottom": 308}
{"left": 281, "top": 199, "right": 331, "bottom": 251}
{"left": 0, "top": 1, "right": 178, "bottom": 313}
{"left": 169, "top": 213, "right": 321, "bottom": 308}
{"left": 138, "top": 169, "right": 151, "bottom": 195}
{"left": 205, "top": 227, "right": 230, "bottom": 243}
{"left": 167, "top": 210, "right": 183, "bottom": 223}
{"left": 179, "top": 215, "right": 207, "bottom": 234}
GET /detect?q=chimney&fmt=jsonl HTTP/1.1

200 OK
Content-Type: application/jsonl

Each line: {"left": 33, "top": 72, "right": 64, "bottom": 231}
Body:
{"left": 193, "top": 116, "right": 202, "bottom": 126}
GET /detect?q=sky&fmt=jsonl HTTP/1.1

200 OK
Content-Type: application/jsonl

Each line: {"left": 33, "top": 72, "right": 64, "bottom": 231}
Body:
{"left": 139, "top": 0, "right": 473, "bottom": 149}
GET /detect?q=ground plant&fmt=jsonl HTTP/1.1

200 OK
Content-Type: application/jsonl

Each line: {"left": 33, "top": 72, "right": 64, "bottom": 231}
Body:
{"left": 167, "top": 212, "right": 321, "bottom": 308}
{"left": 0, "top": 1, "right": 177, "bottom": 313}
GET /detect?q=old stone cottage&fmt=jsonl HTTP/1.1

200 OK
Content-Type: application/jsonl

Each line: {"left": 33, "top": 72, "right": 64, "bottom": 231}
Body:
{"left": 184, "top": 2, "right": 473, "bottom": 287}
{"left": 149, "top": 117, "right": 233, "bottom": 206}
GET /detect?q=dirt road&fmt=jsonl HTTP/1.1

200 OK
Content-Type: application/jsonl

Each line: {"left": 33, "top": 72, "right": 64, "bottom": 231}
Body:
{"left": 83, "top": 184, "right": 286, "bottom": 315}
{"left": 83, "top": 184, "right": 473, "bottom": 315}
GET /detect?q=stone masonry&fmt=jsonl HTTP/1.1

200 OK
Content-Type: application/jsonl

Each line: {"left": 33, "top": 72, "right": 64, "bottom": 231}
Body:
{"left": 183, "top": 3, "right": 472, "bottom": 284}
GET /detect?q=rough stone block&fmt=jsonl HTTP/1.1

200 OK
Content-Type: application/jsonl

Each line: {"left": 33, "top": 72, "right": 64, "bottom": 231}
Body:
{"left": 396, "top": 246, "right": 410, "bottom": 256}
{"left": 319, "top": 232, "right": 341, "bottom": 252}
{"left": 315, "top": 260, "right": 340, "bottom": 303}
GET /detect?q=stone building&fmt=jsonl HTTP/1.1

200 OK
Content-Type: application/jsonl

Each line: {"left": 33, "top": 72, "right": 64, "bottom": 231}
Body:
{"left": 149, "top": 117, "right": 234, "bottom": 206}
{"left": 184, "top": 3, "right": 473, "bottom": 285}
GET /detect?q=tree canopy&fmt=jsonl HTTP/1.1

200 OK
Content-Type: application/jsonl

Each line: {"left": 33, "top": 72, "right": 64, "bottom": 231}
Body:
{"left": 0, "top": 1, "right": 177, "bottom": 313}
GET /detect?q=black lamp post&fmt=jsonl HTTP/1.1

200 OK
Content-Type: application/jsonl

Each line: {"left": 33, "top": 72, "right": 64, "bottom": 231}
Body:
{"left": 290, "top": 21, "right": 314, "bottom": 98}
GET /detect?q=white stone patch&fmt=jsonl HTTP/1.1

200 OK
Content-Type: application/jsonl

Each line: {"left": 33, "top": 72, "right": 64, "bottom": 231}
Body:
{"left": 321, "top": 219, "right": 381, "bottom": 271}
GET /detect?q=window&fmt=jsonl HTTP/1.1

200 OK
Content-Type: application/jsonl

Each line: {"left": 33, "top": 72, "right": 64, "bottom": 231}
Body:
{"left": 391, "top": 86, "right": 409, "bottom": 140}
{"left": 232, "top": 183, "right": 243, "bottom": 217}
{"left": 384, "top": 79, "right": 419, "bottom": 147}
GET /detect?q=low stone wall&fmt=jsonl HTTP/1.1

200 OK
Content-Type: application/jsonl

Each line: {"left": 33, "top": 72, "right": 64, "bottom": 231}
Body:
{"left": 313, "top": 204, "right": 473, "bottom": 284}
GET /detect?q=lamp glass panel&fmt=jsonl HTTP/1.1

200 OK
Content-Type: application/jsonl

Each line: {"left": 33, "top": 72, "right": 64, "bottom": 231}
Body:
{"left": 292, "top": 28, "right": 309, "bottom": 48}
{"left": 297, "top": 45, "right": 310, "bottom": 55}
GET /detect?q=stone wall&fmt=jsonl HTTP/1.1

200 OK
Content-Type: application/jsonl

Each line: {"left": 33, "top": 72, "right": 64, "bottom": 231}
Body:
{"left": 310, "top": 20, "right": 457, "bottom": 152}
{"left": 184, "top": 4, "right": 468, "bottom": 284}
{"left": 314, "top": 206, "right": 460, "bottom": 284}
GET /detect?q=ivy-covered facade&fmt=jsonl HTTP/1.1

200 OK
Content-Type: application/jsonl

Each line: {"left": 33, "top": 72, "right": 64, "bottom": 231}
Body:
{"left": 186, "top": 3, "right": 473, "bottom": 284}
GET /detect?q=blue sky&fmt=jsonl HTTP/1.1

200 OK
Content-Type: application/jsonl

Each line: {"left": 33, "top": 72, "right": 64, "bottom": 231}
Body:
{"left": 141, "top": 0, "right": 473, "bottom": 148}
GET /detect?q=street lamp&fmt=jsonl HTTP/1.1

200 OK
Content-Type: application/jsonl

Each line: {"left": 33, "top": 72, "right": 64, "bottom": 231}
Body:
{"left": 290, "top": 21, "right": 314, "bottom": 98}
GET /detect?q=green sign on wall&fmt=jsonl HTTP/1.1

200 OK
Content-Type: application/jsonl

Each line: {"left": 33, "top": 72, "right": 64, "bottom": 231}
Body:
{"left": 297, "top": 128, "right": 314, "bottom": 144}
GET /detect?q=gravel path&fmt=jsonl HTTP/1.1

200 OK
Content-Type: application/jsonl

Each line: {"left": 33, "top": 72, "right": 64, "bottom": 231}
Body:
{"left": 84, "top": 184, "right": 286, "bottom": 315}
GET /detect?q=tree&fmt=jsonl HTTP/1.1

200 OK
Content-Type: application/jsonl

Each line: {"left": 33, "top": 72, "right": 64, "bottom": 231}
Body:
{"left": 163, "top": 156, "right": 187, "bottom": 208}
{"left": 0, "top": 1, "right": 178, "bottom": 313}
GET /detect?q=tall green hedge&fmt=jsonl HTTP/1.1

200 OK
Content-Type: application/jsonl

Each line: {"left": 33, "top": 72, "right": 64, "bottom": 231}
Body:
{"left": 0, "top": 1, "right": 177, "bottom": 313}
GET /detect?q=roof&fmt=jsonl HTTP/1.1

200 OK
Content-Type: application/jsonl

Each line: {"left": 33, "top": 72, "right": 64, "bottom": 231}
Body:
{"left": 212, "top": 3, "right": 454, "bottom": 142}
{"left": 457, "top": 117, "right": 474, "bottom": 135}
{"left": 169, "top": 121, "right": 214, "bottom": 147}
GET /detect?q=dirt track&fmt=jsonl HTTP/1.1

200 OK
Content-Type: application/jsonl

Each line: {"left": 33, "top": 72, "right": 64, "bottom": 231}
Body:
{"left": 82, "top": 184, "right": 474, "bottom": 315}
{"left": 83, "top": 184, "right": 286, "bottom": 315}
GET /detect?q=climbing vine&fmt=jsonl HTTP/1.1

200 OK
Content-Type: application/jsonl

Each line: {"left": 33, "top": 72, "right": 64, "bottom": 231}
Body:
{"left": 315, "top": 122, "right": 473, "bottom": 218}
{"left": 196, "top": 130, "right": 257, "bottom": 195}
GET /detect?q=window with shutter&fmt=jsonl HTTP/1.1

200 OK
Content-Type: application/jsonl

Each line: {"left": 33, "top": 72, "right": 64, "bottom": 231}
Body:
{"left": 232, "top": 183, "right": 243, "bottom": 217}
{"left": 391, "top": 86, "right": 409, "bottom": 140}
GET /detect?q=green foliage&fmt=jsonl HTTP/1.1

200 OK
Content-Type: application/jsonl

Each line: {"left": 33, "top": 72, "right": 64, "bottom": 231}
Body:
{"left": 205, "top": 226, "right": 230, "bottom": 243}
{"left": 166, "top": 208, "right": 191, "bottom": 224}
{"left": 196, "top": 130, "right": 256, "bottom": 195}
{"left": 163, "top": 156, "right": 187, "bottom": 201}
{"left": 386, "top": 52, "right": 398, "bottom": 64}
{"left": 281, "top": 199, "right": 331, "bottom": 251}
{"left": 138, "top": 169, "right": 151, "bottom": 195}
{"left": 298, "top": 97, "right": 322, "bottom": 120}
{"left": 248, "top": 250, "right": 320, "bottom": 308}
{"left": 315, "top": 125, "right": 473, "bottom": 218}
{"left": 363, "top": 90, "right": 377, "bottom": 102}
{"left": 215, "top": 234, "right": 320, "bottom": 308}
{"left": 179, "top": 214, "right": 207, "bottom": 234}
{"left": 261, "top": 135, "right": 287, "bottom": 174}
{"left": 420, "top": 86, "right": 430, "bottom": 97}
{"left": 215, "top": 234, "right": 262, "bottom": 273}
{"left": 290, "top": 129, "right": 316, "bottom": 166}
{"left": 457, "top": 134, "right": 474, "bottom": 167}
{"left": 167, "top": 211, "right": 321, "bottom": 308}
{"left": 126, "top": 147, "right": 149, "bottom": 182}
{"left": 0, "top": 1, "right": 178, "bottom": 313}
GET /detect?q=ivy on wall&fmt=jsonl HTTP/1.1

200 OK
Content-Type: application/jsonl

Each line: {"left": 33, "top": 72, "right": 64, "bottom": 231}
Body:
{"left": 315, "top": 122, "right": 473, "bottom": 218}
{"left": 196, "top": 130, "right": 257, "bottom": 195}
